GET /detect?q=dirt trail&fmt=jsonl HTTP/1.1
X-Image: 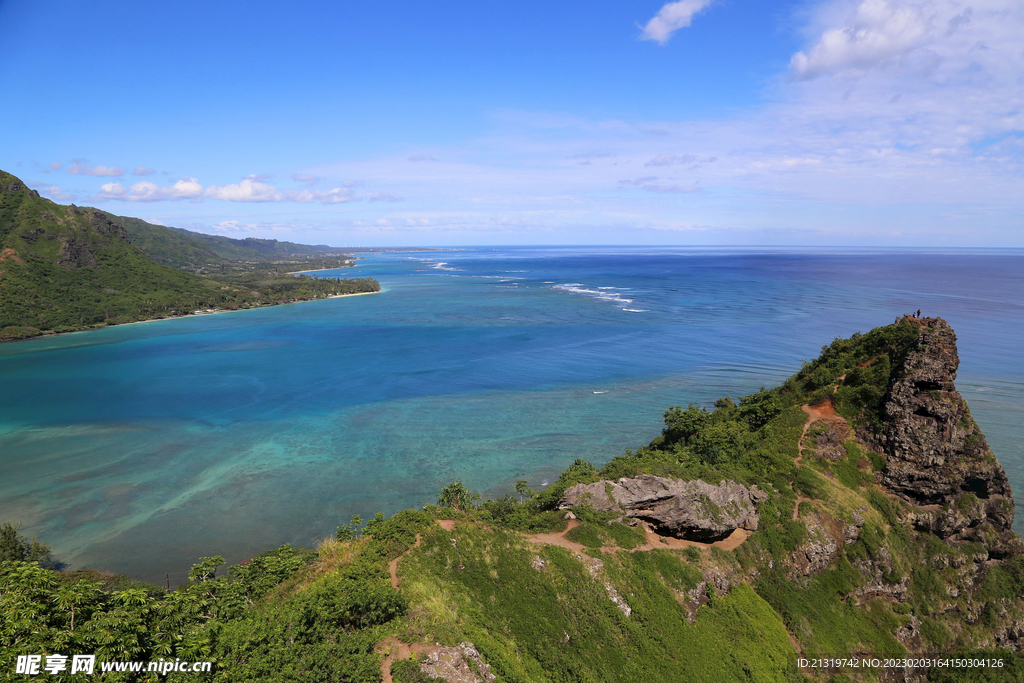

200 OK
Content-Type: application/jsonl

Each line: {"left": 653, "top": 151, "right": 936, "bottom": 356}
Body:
{"left": 388, "top": 520, "right": 457, "bottom": 589}
{"left": 379, "top": 520, "right": 459, "bottom": 683}
{"left": 377, "top": 637, "right": 441, "bottom": 683}
{"left": 389, "top": 534, "right": 422, "bottom": 589}
{"left": 792, "top": 495, "right": 808, "bottom": 521}
{"left": 525, "top": 518, "right": 749, "bottom": 554}
{"left": 793, "top": 375, "right": 849, "bottom": 519}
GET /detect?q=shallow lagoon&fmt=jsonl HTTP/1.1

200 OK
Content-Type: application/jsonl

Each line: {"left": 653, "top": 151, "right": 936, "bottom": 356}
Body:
{"left": 1, "top": 247, "right": 1022, "bottom": 584}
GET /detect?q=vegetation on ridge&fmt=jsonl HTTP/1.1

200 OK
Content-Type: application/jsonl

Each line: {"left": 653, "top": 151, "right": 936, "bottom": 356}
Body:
{"left": 0, "top": 170, "right": 379, "bottom": 342}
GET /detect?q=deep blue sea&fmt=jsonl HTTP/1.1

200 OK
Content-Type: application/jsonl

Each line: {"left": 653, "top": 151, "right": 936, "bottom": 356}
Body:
{"left": 1, "top": 247, "right": 1022, "bottom": 584}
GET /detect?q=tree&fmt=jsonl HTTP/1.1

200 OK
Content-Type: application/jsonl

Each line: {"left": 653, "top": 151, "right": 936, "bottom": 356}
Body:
{"left": 689, "top": 421, "right": 748, "bottom": 465}
{"left": 713, "top": 396, "right": 736, "bottom": 410}
{"left": 515, "top": 480, "right": 531, "bottom": 503}
{"left": 0, "top": 522, "right": 54, "bottom": 567}
{"left": 437, "top": 481, "right": 475, "bottom": 511}
{"left": 662, "top": 404, "right": 711, "bottom": 446}
{"left": 739, "top": 387, "right": 782, "bottom": 430}
{"left": 336, "top": 514, "right": 364, "bottom": 542}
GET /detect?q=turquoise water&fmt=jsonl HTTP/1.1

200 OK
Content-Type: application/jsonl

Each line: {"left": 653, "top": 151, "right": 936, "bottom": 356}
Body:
{"left": 1, "top": 247, "right": 1022, "bottom": 584}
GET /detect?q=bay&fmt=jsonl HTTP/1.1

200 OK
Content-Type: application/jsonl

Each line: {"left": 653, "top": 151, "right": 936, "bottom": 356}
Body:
{"left": 1, "top": 246, "right": 1022, "bottom": 584}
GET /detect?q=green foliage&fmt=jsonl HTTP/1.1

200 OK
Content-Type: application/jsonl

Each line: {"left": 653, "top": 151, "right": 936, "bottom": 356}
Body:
{"left": 831, "top": 441, "right": 869, "bottom": 489}
{"left": 478, "top": 495, "right": 567, "bottom": 533}
{"left": 365, "top": 509, "right": 433, "bottom": 556}
{"left": 391, "top": 657, "right": 432, "bottom": 683}
{"left": 337, "top": 513, "right": 365, "bottom": 541}
{"left": 437, "top": 480, "right": 477, "bottom": 511}
{"left": 662, "top": 403, "right": 712, "bottom": 447}
{"left": 793, "top": 467, "right": 826, "bottom": 499}
{"left": 0, "top": 522, "right": 54, "bottom": 567}
{"left": 867, "top": 490, "right": 903, "bottom": 527}
{"left": 0, "top": 171, "right": 378, "bottom": 340}
{"left": 690, "top": 420, "right": 749, "bottom": 465}
{"left": 756, "top": 559, "right": 905, "bottom": 659}
{"left": 739, "top": 387, "right": 783, "bottom": 430}
{"left": 565, "top": 523, "right": 604, "bottom": 548}
{"left": 919, "top": 617, "right": 953, "bottom": 648}
{"left": 979, "top": 557, "right": 1024, "bottom": 602}
{"left": 604, "top": 522, "right": 646, "bottom": 550}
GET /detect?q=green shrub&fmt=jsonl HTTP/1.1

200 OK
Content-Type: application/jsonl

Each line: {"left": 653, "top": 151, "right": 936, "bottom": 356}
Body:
{"left": 566, "top": 523, "right": 604, "bottom": 549}
{"left": 391, "top": 657, "right": 431, "bottom": 683}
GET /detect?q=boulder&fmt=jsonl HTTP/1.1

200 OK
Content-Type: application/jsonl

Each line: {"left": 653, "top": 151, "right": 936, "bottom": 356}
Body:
{"left": 558, "top": 474, "right": 762, "bottom": 542}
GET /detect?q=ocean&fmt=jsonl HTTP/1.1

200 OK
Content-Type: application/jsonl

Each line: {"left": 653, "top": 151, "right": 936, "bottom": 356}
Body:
{"left": 1, "top": 246, "right": 1022, "bottom": 584}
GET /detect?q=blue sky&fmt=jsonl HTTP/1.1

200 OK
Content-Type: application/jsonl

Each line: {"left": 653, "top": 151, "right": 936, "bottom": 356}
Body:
{"left": 1, "top": 0, "right": 1021, "bottom": 246}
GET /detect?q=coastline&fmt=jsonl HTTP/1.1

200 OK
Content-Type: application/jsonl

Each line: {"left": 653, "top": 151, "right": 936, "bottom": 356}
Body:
{"left": 1, "top": 289, "right": 382, "bottom": 344}
{"left": 286, "top": 266, "right": 353, "bottom": 275}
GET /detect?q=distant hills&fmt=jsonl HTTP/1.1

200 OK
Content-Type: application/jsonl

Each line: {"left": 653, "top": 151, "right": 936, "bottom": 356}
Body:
{"left": 101, "top": 211, "right": 350, "bottom": 274}
{"left": 0, "top": 170, "right": 377, "bottom": 341}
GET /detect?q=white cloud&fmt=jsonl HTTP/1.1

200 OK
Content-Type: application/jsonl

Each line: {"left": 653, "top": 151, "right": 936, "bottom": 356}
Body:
{"left": 98, "top": 178, "right": 204, "bottom": 202}
{"left": 368, "top": 192, "right": 403, "bottom": 202}
{"left": 644, "top": 153, "right": 696, "bottom": 167}
{"left": 49, "top": 162, "right": 62, "bottom": 171}
{"left": 68, "top": 163, "right": 125, "bottom": 177}
{"left": 791, "top": 0, "right": 930, "bottom": 78}
{"left": 204, "top": 179, "right": 282, "bottom": 202}
{"left": 292, "top": 173, "right": 319, "bottom": 186}
{"left": 641, "top": 0, "right": 715, "bottom": 44}
{"left": 214, "top": 220, "right": 260, "bottom": 232}
{"left": 133, "top": 166, "right": 156, "bottom": 176}
{"left": 28, "top": 182, "right": 77, "bottom": 201}
{"left": 95, "top": 177, "right": 360, "bottom": 204}
{"left": 407, "top": 154, "right": 439, "bottom": 162}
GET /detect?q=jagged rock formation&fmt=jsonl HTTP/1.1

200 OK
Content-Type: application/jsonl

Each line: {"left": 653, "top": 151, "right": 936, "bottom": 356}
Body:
{"left": 879, "top": 316, "right": 1016, "bottom": 550}
{"left": 558, "top": 475, "right": 764, "bottom": 541}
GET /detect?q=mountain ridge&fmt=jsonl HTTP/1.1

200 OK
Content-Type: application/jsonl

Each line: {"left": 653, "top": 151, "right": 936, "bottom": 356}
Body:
{"left": 0, "top": 169, "right": 378, "bottom": 342}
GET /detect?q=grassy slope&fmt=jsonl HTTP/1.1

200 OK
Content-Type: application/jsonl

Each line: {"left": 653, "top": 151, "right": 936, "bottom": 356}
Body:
{"left": 398, "top": 524, "right": 798, "bottom": 682}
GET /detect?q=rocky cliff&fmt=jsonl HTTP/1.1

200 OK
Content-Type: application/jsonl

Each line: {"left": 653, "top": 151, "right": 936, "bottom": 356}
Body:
{"left": 880, "top": 315, "right": 1016, "bottom": 551}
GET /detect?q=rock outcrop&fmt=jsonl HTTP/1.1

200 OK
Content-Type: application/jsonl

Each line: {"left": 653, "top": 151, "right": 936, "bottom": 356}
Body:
{"left": 558, "top": 475, "right": 763, "bottom": 542}
{"left": 880, "top": 316, "right": 1016, "bottom": 550}
{"left": 419, "top": 642, "right": 496, "bottom": 683}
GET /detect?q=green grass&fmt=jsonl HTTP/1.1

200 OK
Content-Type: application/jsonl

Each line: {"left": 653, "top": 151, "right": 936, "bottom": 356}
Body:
{"left": 400, "top": 524, "right": 800, "bottom": 682}
{"left": 756, "top": 559, "right": 905, "bottom": 659}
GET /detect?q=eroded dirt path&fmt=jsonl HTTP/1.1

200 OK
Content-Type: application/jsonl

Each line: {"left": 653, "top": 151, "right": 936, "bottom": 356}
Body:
{"left": 389, "top": 534, "right": 422, "bottom": 589}
{"left": 377, "top": 637, "right": 441, "bottom": 683}
{"left": 793, "top": 376, "right": 850, "bottom": 520}
{"left": 380, "top": 520, "right": 459, "bottom": 683}
{"left": 525, "top": 518, "right": 749, "bottom": 554}
{"left": 389, "top": 520, "right": 458, "bottom": 589}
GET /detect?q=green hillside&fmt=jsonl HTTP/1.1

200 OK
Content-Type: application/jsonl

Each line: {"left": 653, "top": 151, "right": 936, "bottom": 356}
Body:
{"left": 103, "top": 211, "right": 350, "bottom": 274}
{"left": 0, "top": 170, "right": 377, "bottom": 341}
{"left": 2, "top": 316, "right": 1022, "bottom": 682}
